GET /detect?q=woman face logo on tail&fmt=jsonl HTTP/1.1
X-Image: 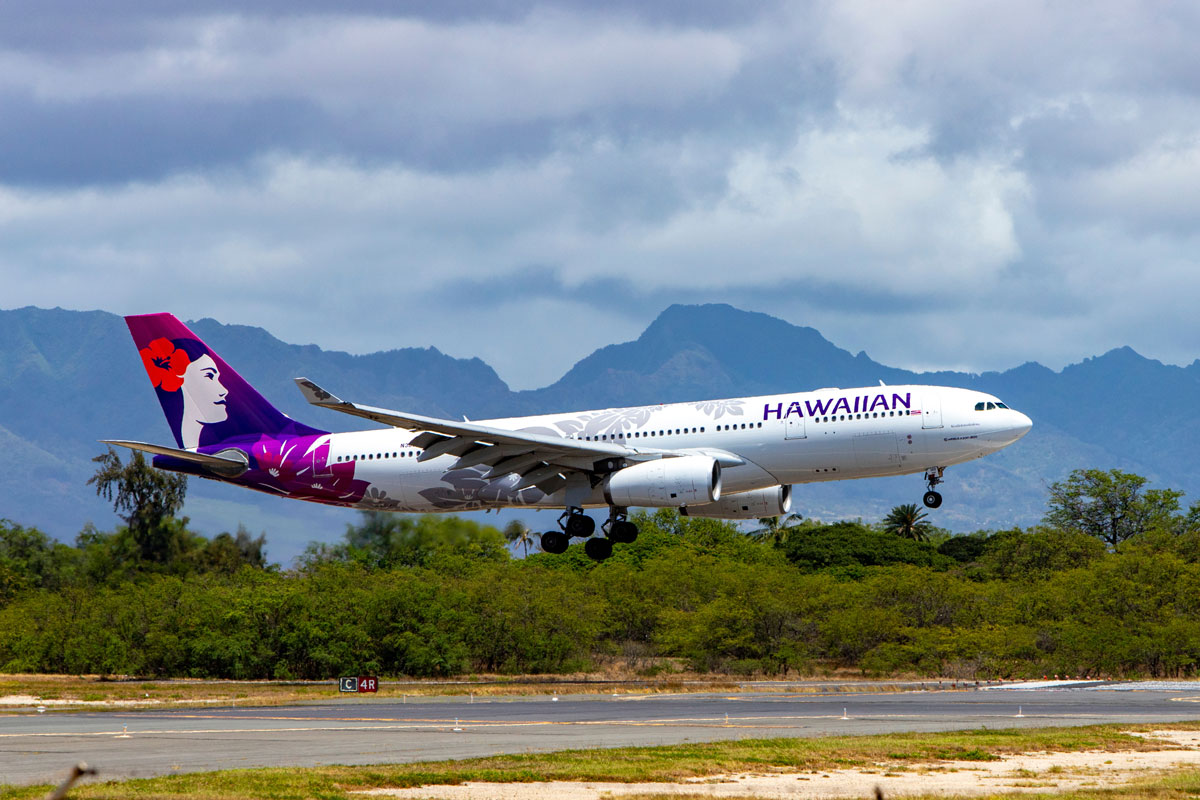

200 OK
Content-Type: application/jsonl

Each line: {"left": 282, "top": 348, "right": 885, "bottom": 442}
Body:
{"left": 139, "top": 337, "right": 229, "bottom": 448}
{"left": 180, "top": 354, "right": 229, "bottom": 443}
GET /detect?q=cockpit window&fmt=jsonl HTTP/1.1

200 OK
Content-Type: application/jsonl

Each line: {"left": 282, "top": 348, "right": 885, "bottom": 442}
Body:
{"left": 976, "top": 400, "right": 1012, "bottom": 411}
{"left": 995, "top": 401, "right": 1009, "bottom": 409}
{"left": 974, "top": 402, "right": 985, "bottom": 411}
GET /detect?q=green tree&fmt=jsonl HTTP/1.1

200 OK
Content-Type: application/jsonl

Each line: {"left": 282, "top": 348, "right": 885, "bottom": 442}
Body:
{"left": 0, "top": 520, "right": 75, "bottom": 601}
{"left": 749, "top": 513, "right": 804, "bottom": 546}
{"left": 88, "top": 447, "right": 189, "bottom": 564}
{"left": 503, "top": 519, "right": 537, "bottom": 557}
{"left": 882, "top": 504, "right": 934, "bottom": 542}
{"left": 196, "top": 525, "right": 268, "bottom": 573}
{"left": 312, "top": 511, "right": 510, "bottom": 570}
{"left": 781, "top": 521, "right": 953, "bottom": 572}
{"left": 974, "top": 527, "right": 1107, "bottom": 581}
{"left": 1044, "top": 468, "right": 1182, "bottom": 547}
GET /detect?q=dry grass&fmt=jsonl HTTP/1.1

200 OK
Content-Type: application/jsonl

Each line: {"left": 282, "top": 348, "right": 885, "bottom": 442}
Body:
{"left": 0, "top": 671, "right": 944, "bottom": 712}
{"left": 4, "top": 722, "right": 1198, "bottom": 800}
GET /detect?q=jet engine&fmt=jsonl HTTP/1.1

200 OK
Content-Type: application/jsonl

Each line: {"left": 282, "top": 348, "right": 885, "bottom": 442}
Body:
{"left": 679, "top": 484, "right": 792, "bottom": 519}
{"left": 603, "top": 455, "right": 721, "bottom": 507}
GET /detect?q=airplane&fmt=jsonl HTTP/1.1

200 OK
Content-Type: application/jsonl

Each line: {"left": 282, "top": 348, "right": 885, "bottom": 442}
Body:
{"left": 106, "top": 313, "right": 1033, "bottom": 561}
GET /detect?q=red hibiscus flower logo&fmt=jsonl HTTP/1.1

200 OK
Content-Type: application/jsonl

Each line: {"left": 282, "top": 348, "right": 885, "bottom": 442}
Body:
{"left": 139, "top": 337, "right": 191, "bottom": 392}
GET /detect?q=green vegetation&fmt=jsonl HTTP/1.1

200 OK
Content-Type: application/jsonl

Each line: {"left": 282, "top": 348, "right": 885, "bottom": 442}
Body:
{"left": 4, "top": 463, "right": 1200, "bottom": 679}
{"left": 1, "top": 723, "right": 1189, "bottom": 799}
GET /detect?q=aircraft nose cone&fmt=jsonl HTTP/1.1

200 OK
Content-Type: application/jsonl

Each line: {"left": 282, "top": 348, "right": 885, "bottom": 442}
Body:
{"left": 1013, "top": 411, "right": 1033, "bottom": 438}
{"left": 983, "top": 410, "right": 1032, "bottom": 449}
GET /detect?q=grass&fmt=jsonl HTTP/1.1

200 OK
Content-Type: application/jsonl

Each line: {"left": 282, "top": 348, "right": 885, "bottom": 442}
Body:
{"left": 0, "top": 671, "right": 949, "bottom": 713}
{"left": 3, "top": 722, "right": 1197, "bottom": 800}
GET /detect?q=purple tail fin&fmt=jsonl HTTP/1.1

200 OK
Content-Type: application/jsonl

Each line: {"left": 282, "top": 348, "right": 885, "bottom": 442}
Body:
{"left": 126, "top": 313, "right": 326, "bottom": 449}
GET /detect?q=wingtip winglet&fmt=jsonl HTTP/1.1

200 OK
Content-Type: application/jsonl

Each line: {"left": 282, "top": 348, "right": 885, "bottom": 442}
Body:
{"left": 294, "top": 377, "right": 342, "bottom": 406}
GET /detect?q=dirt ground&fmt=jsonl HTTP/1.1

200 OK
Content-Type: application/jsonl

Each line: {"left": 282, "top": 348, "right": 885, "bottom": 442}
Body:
{"left": 358, "top": 730, "right": 1200, "bottom": 799}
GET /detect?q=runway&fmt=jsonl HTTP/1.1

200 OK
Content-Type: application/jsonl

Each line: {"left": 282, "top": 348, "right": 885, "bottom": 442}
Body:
{"left": 4, "top": 682, "right": 1200, "bottom": 786}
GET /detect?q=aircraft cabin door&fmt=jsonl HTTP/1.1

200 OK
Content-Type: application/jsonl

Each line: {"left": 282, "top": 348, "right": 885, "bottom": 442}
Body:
{"left": 921, "top": 394, "right": 944, "bottom": 429}
{"left": 785, "top": 415, "right": 807, "bottom": 440}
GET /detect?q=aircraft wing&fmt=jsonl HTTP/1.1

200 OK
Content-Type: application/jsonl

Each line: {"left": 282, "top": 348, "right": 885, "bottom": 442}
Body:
{"left": 295, "top": 378, "right": 667, "bottom": 492}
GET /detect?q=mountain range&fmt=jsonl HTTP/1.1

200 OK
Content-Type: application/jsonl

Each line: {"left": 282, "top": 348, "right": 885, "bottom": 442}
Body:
{"left": 3, "top": 303, "right": 1196, "bottom": 563}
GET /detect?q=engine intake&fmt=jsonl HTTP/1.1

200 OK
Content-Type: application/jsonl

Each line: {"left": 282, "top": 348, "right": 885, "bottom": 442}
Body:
{"left": 603, "top": 455, "right": 721, "bottom": 508}
{"left": 679, "top": 485, "right": 792, "bottom": 519}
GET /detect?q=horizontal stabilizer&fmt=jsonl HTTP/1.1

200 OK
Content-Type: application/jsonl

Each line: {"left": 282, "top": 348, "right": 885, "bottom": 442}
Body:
{"left": 100, "top": 440, "right": 250, "bottom": 477}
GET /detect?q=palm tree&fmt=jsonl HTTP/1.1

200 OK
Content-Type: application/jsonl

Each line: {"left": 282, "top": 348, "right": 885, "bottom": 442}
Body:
{"left": 750, "top": 513, "right": 804, "bottom": 546}
{"left": 883, "top": 503, "right": 933, "bottom": 541}
{"left": 503, "top": 519, "right": 537, "bottom": 557}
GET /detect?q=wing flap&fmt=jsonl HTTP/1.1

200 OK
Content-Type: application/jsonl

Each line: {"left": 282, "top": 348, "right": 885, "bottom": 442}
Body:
{"left": 295, "top": 377, "right": 642, "bottom": 471}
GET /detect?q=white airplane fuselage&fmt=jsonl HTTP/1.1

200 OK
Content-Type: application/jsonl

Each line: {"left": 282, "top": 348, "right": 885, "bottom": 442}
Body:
{"left": 323, "top": 384, "right": 1031, "bottom": 514}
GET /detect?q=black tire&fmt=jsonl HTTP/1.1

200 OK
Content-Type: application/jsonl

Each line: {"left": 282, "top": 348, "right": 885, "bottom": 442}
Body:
{"left": 584, "top": 537, "right": 613, "bottom": 561}
{"left": 565, "top": 513, "right": 596, "bottom": 538}
{"left": 610, "top": 520, "right": 638, "bottom": 544}
{"left": 923, "top": 490, "right": 943, "bottom": 509}
{"left": 540, "top": 531, "right": 569, "bottom": 554}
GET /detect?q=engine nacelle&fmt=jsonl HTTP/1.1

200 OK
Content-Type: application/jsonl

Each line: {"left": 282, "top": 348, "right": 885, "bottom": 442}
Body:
{"left": 679, "top": 485, "right": 792, "bottom": 520}
{"left": 603, "top": 455, "right": 721, "bottom": 508}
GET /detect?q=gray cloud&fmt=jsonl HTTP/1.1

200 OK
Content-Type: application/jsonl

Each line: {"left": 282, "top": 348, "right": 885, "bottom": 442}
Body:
{"left": 1, "top": 2, "right": 1200, "bottom": 389}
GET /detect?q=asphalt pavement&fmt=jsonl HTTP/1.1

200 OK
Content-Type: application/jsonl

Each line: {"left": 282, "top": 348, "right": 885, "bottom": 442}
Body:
{"left": 3, "top": 681, "right": 1199, "bottom": 786}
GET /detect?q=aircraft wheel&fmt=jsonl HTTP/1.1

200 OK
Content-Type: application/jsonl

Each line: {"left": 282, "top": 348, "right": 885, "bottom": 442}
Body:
{"left": 564, "top": 513, "right": 596, "bottom": 538}
{"left": 584, "top": 537, "right": 613, "bottom": 561}
{"left": 923, "top": 490, "right": 943, "bottom": 509}
{"left": 609, "top": 520, "right": 638, "bottom": 544}
{"left": 541, "top": 531, "right": 569, "bottom": 554}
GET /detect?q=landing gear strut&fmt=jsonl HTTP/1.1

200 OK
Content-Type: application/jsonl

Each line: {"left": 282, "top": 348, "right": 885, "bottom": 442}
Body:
{"left": 560, "top": 508, "right": 596, "bottom": 538}
{"left": 542, "top": 507, "right": 640, "bottom": 561}
{"left": 603, "top": 508, "right": 639, "bottom": 544}
{"left": 923, "top": 467, "right": 945, "bottom": 509}
{"left": 540, "top": 508, "right": 596, "bottom": 557}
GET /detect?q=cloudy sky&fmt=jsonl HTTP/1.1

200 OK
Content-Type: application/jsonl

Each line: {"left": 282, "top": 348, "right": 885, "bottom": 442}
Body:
{"left": 3, "top": 1, "right": 1199, "bottom": 389}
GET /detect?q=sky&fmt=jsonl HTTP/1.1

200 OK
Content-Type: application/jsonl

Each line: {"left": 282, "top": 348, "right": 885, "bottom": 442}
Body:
{"left": 3, "top": 1, "right": 1200, "bottom": 389}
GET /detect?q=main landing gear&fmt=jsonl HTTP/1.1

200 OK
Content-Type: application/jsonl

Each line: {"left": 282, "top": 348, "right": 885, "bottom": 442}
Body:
{"left": 923, "top": 467, "right": 945, "bottom": 509}
{"left": 538, "top": 507, "right": 639, "bottom": 561}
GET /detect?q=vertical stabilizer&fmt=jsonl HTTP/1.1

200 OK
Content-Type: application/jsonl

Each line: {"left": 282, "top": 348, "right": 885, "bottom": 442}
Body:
{"left": 125, "top": 313, "right": 325, "bottom": 449}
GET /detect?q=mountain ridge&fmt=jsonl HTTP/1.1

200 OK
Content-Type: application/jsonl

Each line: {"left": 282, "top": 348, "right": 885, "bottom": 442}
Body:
{"left": 1, "top": 302, "right": 1194, "bottom": 562}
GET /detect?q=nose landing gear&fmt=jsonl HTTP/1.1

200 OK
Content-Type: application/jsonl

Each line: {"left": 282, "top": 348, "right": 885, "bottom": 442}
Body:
{"left": 923, "top": 467, "right": 945, "bottom": 509}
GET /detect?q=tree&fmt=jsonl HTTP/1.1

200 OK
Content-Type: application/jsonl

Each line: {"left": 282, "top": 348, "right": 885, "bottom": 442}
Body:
{"left": 883, "top": 504, "right": 934, "bottom": 542}
{"left": 0, "top": 520, "right": 73, "bottom": 600}
{"left": 1044, "top": 469, "right": 1183, "bottom": 547}
{"left": 503, "top": 519, "right": 537, "bottom": 557}
{"left": 196, "top": 526, "right": 268, "bottom": 573}
{"left": 88, "top": 447, "right": 189, "bottom": 564}
{"left": 750, "top": 514, "right": 804, "bottom": 546}
{"left": 781, "top": 521, "right": 953, "bottom": 571}
{"left": 339, "top": 511, "right": 510, "bottom": 569}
